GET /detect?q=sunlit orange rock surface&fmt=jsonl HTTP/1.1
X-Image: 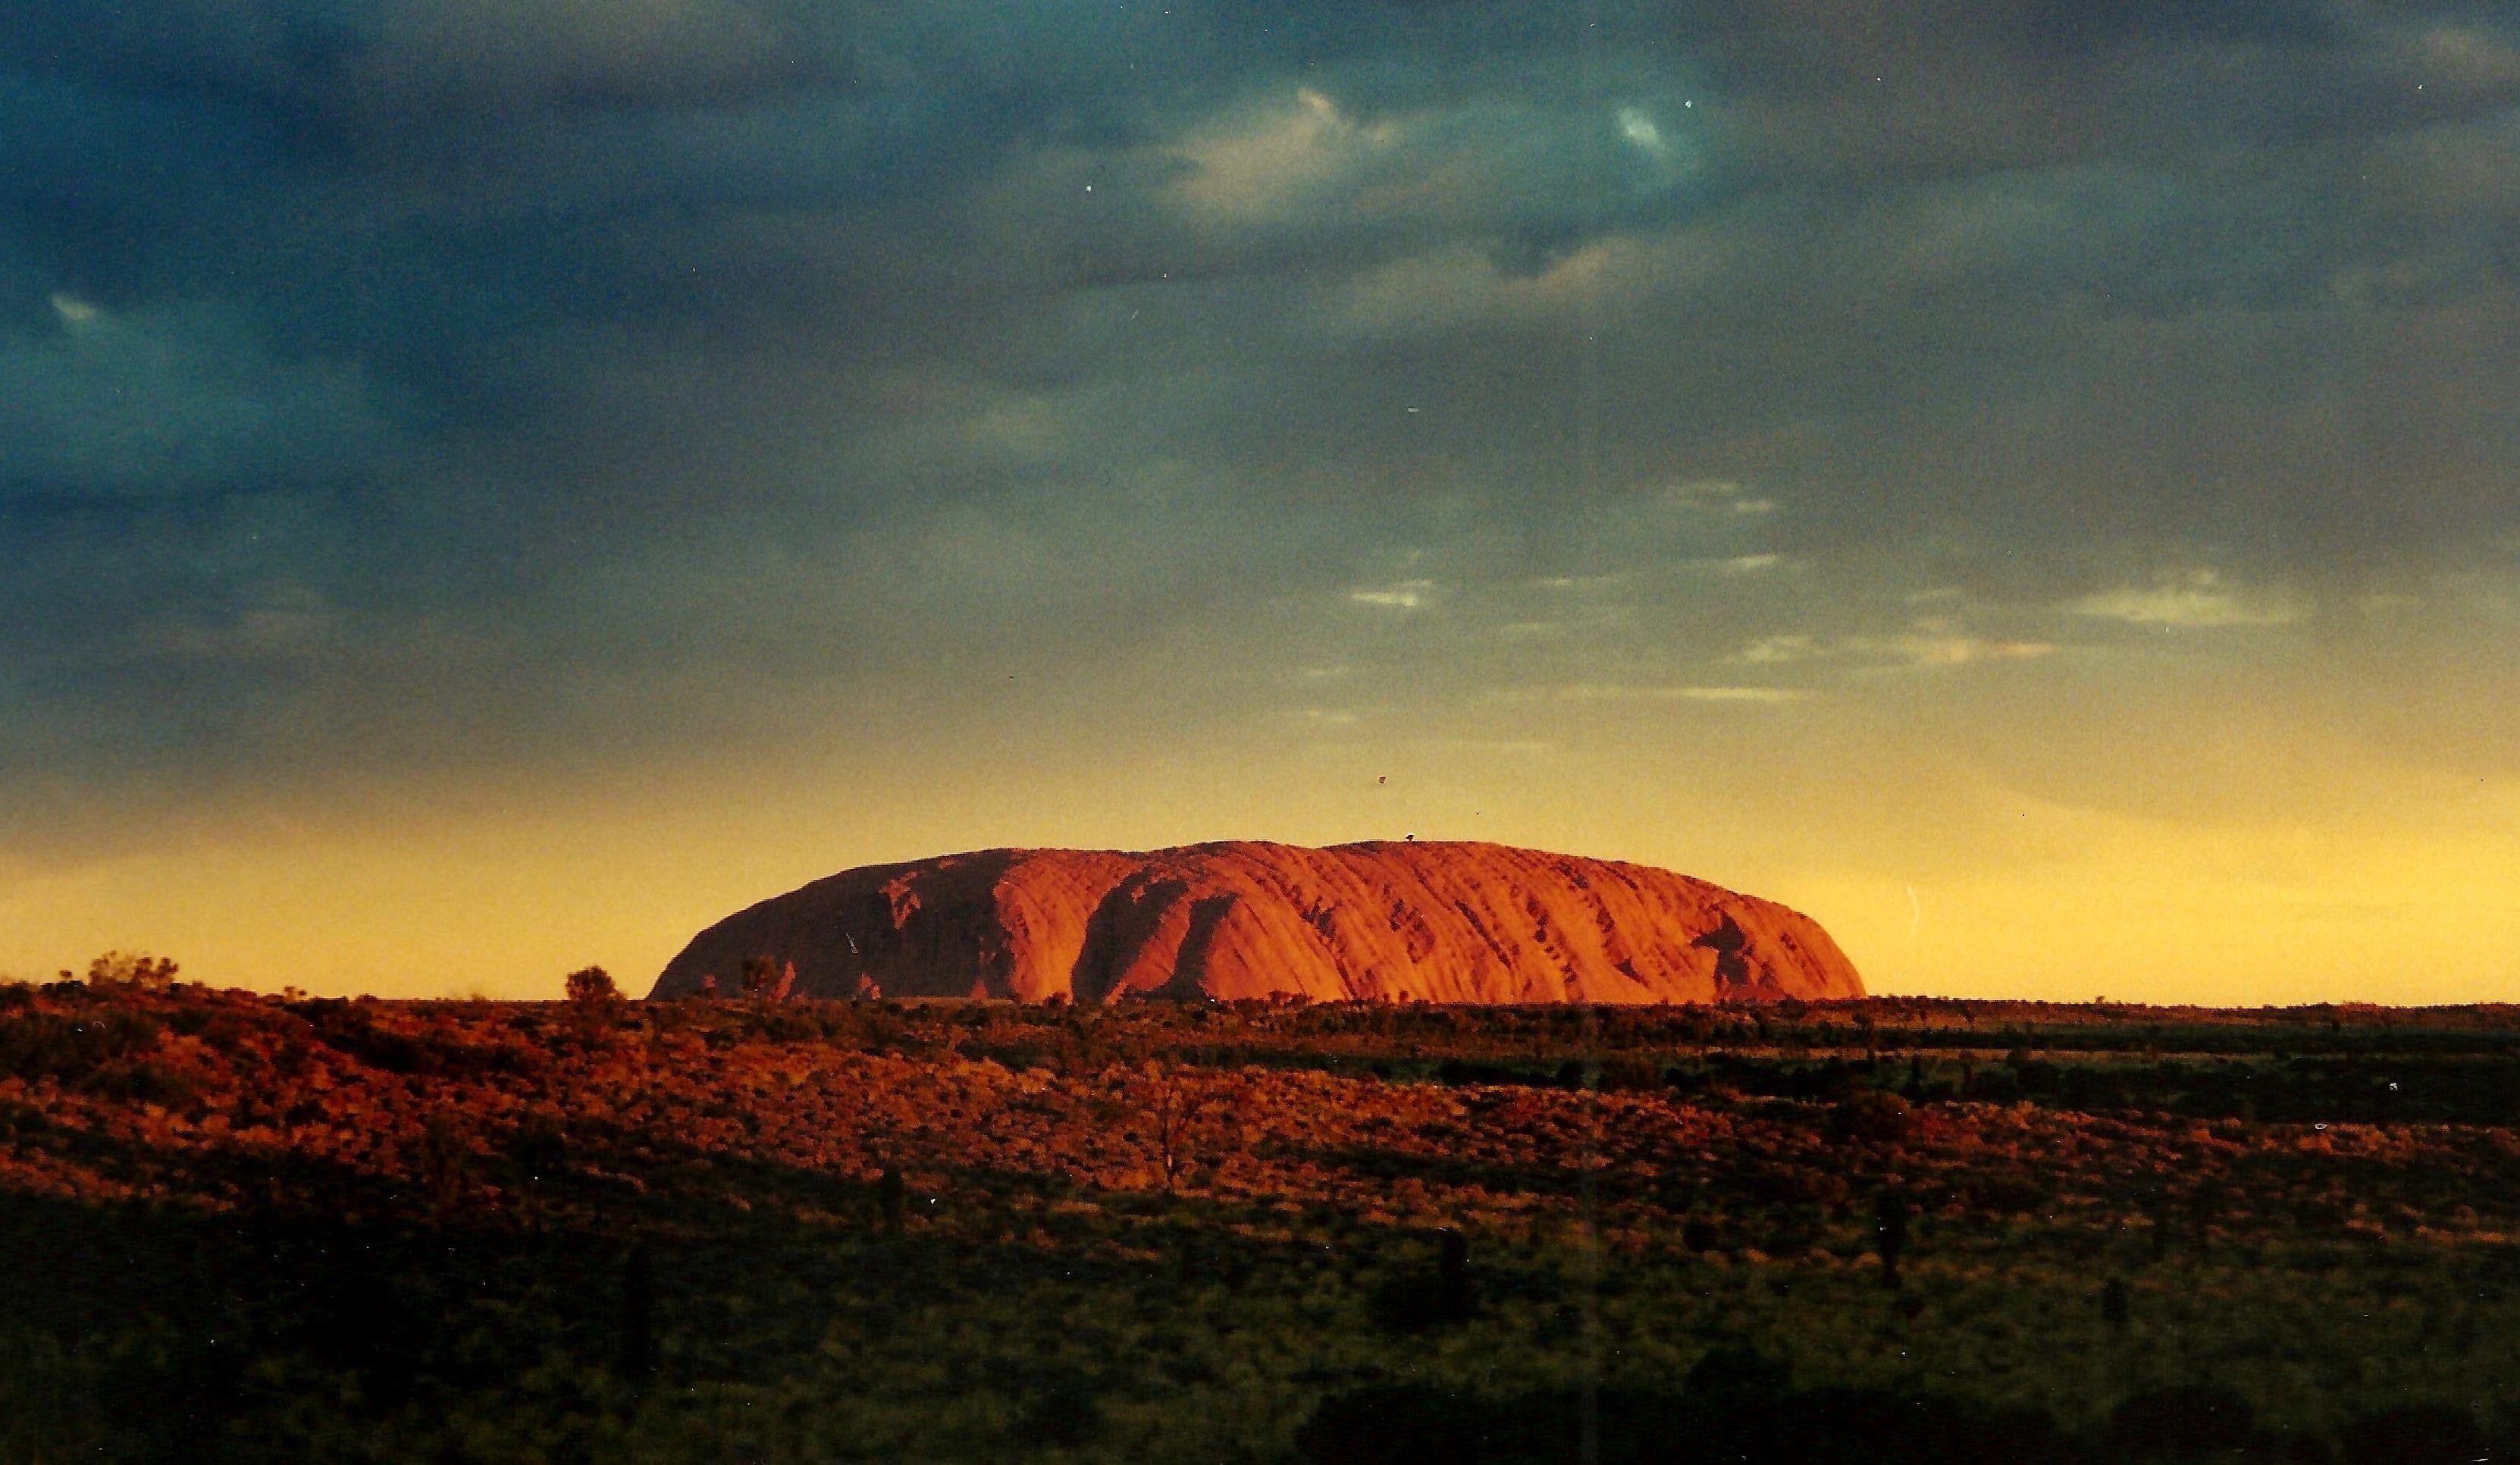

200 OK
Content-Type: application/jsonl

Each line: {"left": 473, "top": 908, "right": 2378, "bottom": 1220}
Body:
{"left": 649, "top": 841, "right": 1862, "bottom": 1004}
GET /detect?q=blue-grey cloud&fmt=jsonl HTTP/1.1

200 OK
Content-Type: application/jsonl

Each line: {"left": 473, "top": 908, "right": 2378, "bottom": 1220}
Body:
{"left": 4, "top": 0, "right": 2517, "bottom": 848}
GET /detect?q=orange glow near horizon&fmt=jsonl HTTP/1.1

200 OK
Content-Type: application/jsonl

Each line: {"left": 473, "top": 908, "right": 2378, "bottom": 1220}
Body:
{"left": 9, "top": 671, "right": 2514, "bottom": 1005}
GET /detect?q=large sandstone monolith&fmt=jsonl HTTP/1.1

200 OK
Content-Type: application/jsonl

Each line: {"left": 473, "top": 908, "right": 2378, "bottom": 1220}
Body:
{"left": 648, "top": 841, "right": 1862, "bottom": 1004}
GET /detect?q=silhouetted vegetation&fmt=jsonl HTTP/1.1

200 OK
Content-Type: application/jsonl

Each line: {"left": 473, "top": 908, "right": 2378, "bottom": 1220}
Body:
{"left": 3, "top": 974, "right": 2517, "bottom": 1460}
{"left": 565, "top": 965, "right": 620, "bottom": 1005}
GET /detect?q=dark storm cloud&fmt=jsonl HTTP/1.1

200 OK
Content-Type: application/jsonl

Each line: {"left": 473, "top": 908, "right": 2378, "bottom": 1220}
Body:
{"left": 5, "top": 0, "right": 2517, "bottom": 829}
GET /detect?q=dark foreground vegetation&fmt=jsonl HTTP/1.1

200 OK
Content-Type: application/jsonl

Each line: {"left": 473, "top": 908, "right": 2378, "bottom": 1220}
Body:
{"left": 6, "top": 968, "right": 2520, "bottom": 1462}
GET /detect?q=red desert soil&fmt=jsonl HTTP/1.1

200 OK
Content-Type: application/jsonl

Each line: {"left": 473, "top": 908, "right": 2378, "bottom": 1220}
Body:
{"left": 650, "top": 840, "right": 1863, "bottom": 1005}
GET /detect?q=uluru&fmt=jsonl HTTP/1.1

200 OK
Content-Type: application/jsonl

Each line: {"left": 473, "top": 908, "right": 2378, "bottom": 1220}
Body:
{"left": 650, "top": 840, "right": 1861, "bottom": 1004}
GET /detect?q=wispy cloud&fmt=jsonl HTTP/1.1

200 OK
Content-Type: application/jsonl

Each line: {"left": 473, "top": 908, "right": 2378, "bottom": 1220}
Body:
{"left": 1666, "top": 479, "right": 1777, "bottom": 516}
{"left": 1664, "top": 685, "right": 1812, "bottom": 703}
{"left": 1732, "top": 620, "right": 2058, "bottom": 670}
{"left": 1176, "top": 88, "right": 1400, "bottom": 221}
{"left": 136, "top": 586, "right": 339, "bottom": 664}
{"left": 1867, "top": 628, "right": 2058, "bottom": 668}
{"left": 1347, "top": 579, "right": 1436, "bottom": 610}
{"left": 1491, "top": 682, "right": 1810, "bottom": 705}
{"left": 2070, "top": 570, "right": 2304, "bottom": 628}
{"left": 1429, "top": 737, "right": 1561, "bottom": 756}
{"left": 1730, "top": 633, "right": 1819, "bottom": 665}
{"left": 1285, "top": 706, "right": 1360, "bottom": 726}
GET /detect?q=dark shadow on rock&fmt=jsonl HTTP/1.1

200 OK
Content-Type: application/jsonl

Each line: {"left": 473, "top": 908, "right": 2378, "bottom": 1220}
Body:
{"left": 1163, "top": 893, "right": 1243, "bottom": 999}
{"left": 1690, "top": 914, "right": 1751, "bottom": 988}
{"left": 1070, "top": 877, "right": 1192, "bottom": 1005}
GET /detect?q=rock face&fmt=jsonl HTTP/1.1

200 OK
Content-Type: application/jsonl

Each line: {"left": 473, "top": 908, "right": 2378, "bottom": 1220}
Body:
{"left": 650, "top": 841, "right": 1862, "bottom": 1005}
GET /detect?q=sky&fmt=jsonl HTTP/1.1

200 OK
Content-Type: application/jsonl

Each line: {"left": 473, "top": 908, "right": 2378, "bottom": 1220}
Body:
{"left": 2, "top": 0, "right": 2515, "bottom": 1002}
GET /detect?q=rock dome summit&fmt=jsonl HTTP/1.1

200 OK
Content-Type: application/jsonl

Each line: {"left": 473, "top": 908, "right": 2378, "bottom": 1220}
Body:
{"left": 650, "top": 841, "right": 1862, "bottom": 1005}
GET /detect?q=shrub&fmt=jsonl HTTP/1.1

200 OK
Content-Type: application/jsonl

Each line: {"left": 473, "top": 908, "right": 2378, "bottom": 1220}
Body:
{"left": 1830, "top": 1089, "right": 1916, "bottom": 1144}
{"left": 2336, "top": 1403, "right": 2490, "bottom": 1465}
{"left": 1297, "top": 1379, "right": 2080, "bottom": 1465}
{"left": 741, "top": 956, "right": 796, "bottom": 1000}
{"left": 876, "top": 1166, "right": 907, "bottom": 1231}
{"left": 1684, "top": 1345, "right": 1790, "bottom": 1403}
{"left": 0, "top": 1009, "right": 164, "bottom": 1081}
{"left": 89, "top": 1058, "right": 201, "bottom": 1108}
{"left": 1596, "top": 1053, "right": 1665, "bottom": 1092}
{"left": 1370, "top": 1230, "right": 1478, "bottom": 1332}
{"left": 2107, "top": 1385, "right": 2259, "bottom": 1459}
{"left": 563, "top": 966, "right": 619, "bottom": 1005}
{"left": 1875, "top": 1189, "right": 1911, "bottom": 1286}
{"left": 77, "top": 952, "right": 179, "bottom": 992}
{"left": 417, "top": 1114, "right": 472, "bottom": 1217}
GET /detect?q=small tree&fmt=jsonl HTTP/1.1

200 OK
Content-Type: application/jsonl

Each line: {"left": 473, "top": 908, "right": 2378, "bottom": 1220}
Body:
{"left": 1126, "top": 1062, "right": 1243, "bottom": 1194}
{"left": 418, "top": 1113, "right": 472, "bottom": 1219}
{"left": 741, "top": 955, "right": 795, "bottom": 1001}
{"left": 565, "top": 965, "right": 619, "bottom": 1005}
{"left": 564, "top": 965, "right": 621, "bottom": 1041}
{"left": 80, "top": 951, "right": 179, "bottom": 991}
{"left": 876, "top": 1165, "right": 907, "bottom": 1232}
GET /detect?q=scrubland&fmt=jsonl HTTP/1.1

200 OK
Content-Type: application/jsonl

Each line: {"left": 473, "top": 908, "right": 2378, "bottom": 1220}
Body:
{"left": 5, "top": 977, "right": 2518, "bottom": 1462}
